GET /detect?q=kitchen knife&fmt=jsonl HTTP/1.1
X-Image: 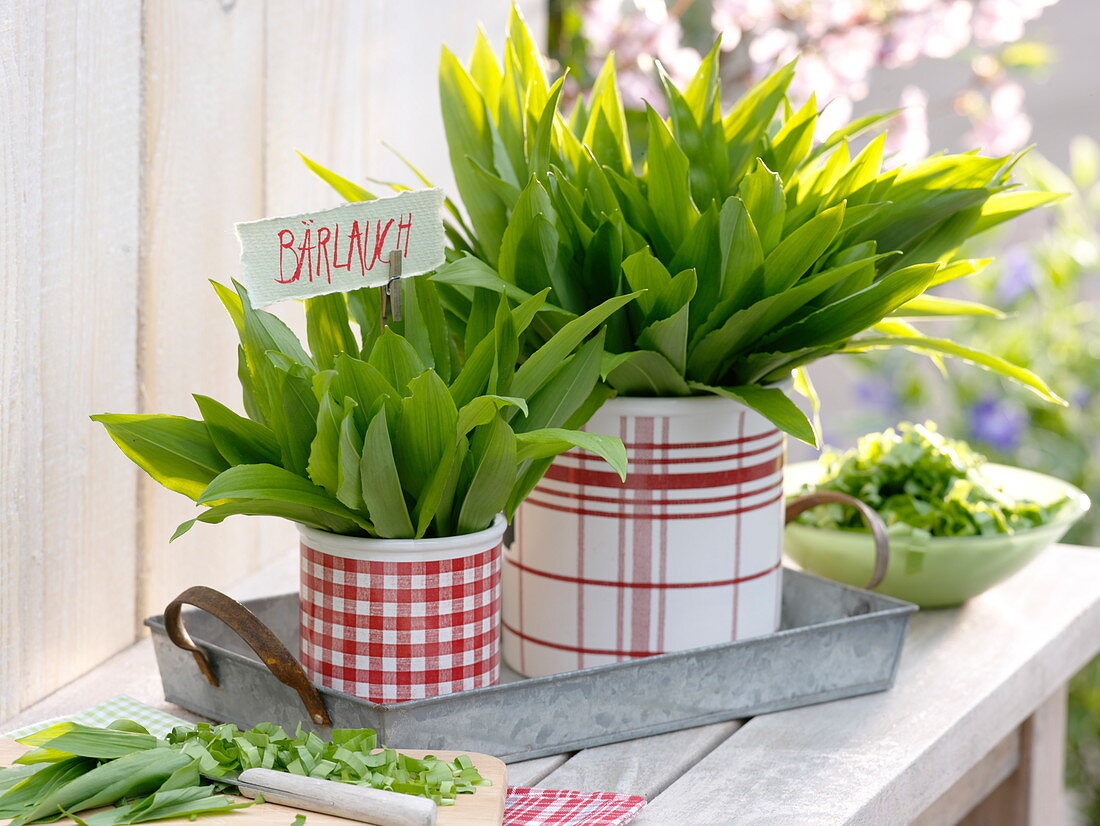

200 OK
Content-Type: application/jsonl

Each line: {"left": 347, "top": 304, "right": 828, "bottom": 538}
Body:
{"left": 203, "top": 769, "right": 436, "bottom": 826}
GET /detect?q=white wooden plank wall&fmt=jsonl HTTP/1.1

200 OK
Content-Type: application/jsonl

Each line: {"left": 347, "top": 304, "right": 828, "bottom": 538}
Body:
{"left": 0, "top": 0, "right": 545, "bottom": 722}
{"left": 140, "top": 0, "right": 285, "bottom": 627}
{"left": 263, "top": 0, "right": 546, "bottom": 209}
{"left": 264, "top": 1, "right": 374, "bottom": 216}
{"left": 0, "top": 0, "right": 142, "bottom": 722}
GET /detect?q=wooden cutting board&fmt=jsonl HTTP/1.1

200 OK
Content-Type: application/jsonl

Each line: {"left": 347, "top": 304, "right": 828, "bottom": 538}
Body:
{"left": 0, "top": 740, "right": 506, "bottom": 826}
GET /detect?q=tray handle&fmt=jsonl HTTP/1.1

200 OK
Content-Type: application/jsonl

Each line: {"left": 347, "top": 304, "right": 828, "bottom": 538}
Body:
{"left": 164, "top": 586, "right": 332, "bottom": 727}
{"left": 785, "top": 492, "right": 891, "bottom": 590}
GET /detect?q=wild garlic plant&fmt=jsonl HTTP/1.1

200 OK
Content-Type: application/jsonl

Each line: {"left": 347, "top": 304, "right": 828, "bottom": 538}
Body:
{"left": 420, "top": 7, "right": 1063, "bottom": 445}
{"left": 93, "top": 279, "right": 630, "bottom": 540}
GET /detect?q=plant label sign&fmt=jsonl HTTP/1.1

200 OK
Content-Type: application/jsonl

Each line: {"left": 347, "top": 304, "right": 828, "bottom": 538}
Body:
{"left": 235, "top": 188, "right": 445, "bottom": 307}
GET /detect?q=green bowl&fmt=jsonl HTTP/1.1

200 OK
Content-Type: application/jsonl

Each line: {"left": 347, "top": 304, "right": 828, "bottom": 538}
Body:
{"left": 784, "top": 461, "right": 1091, "bottom": 608}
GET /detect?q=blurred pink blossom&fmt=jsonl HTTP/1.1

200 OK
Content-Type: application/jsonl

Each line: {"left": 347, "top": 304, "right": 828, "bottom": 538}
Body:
{"left": 883, "top": 0, "right": 973, "bottom": 65}
{"left": 820, "top": 26, "right": 883, "bottom": 99}
{"left": 581, "top": 0, "right": 700, "bottom": 110}
{"left": 807, "top": 1, "right": 867, "bottom": 35}
{"left": 965, "top": 80, "right": 1032, "bottom": 155}
{"left": 785, "top": 52, "right": 855, "bottom": 136}
{"left": 578, "top": 0, "right": 1056, "bottom": 158}
{"left": 896, "top": 0, "right": 939, "bottom": 11}
{"left": 711, "top": 0, "right": 782, "bottom": 49}
{"left": 885, "top": 86, "right": 932, "bottom": 165}
{"left": 747, "top": 27, "right": 798, "bottom": 68}
{"left": 971, "top": 0, "right": 1058, "bottom": 47}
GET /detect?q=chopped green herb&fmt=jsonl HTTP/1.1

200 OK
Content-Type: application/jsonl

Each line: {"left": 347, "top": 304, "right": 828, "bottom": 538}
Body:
{"left": 167, "top": 723, "right": 488, "bottom": 805}
{"left": 291, "top": 815, "right": 306, "bottom": 826}
{"left": 798, "top": 421, "right": 1068, "bottom": 538}
{"left": 2, "top": 719, "right": 487, "bottom": 823}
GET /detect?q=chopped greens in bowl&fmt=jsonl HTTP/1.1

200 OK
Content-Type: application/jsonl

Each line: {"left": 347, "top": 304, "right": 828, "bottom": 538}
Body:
{"left": 796, "top": 421, "right": 1069, "bottom": 539}
{"left": 785, "top": 421, "right": 1090, "bottom": 606}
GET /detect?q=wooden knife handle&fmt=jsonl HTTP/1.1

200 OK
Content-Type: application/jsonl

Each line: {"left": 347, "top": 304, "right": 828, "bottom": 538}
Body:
{"left": 236, "top": 768, "right": 436, "bottom": 826}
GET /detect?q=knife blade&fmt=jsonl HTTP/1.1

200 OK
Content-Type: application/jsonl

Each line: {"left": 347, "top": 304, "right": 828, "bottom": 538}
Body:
{"left": 202, "top": 769, "right": 436, "bottom": 826}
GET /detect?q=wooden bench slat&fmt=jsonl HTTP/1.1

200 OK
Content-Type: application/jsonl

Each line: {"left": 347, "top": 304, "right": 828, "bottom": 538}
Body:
{"left": 635, "top": 545, "right": 1100, "bottom": 824}
{"left": 506, "top": 754, "right": 573, "bottom": 787}
{"left": 534, "top": 721, "right": 742, "bottom": 799}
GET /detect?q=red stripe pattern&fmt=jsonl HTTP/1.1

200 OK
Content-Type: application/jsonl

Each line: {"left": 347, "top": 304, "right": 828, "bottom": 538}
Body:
{"left": 504, "top": 402, "right": 785, "bottom": 677}
{"left": 541, "top": 455, "right": 782, "bottom": 492}
{"left": 522, "top": 488, "right": 784, "bottom": 520}
{"left": 299, "top": 542, "right": 501, "bottom": 703}
{"left": 505, "top": 557, "right": 782, "bottom": 590}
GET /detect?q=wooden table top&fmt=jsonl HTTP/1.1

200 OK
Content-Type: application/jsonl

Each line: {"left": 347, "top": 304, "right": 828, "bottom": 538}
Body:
{"left": 5, "top": 544, "right": 1100, "bottom": 825}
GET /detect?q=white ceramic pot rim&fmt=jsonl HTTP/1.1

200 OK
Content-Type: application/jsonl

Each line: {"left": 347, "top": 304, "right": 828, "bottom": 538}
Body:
{"left": 297, "top": 514, "right": 507, "bottom": 562}
{"left": 598, "top": 394, "right": 752, "bottom": 417}
{"left": 602, "top": 379, "right": 793, "bottom": 417}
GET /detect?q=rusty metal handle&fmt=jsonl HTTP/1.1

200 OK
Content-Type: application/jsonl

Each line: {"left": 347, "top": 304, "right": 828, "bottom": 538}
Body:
{"left": 164, "top": 586, "right": 331, "bottom": 726}
{"left": 786, "top": 492, "right": 891, "bottom": 590}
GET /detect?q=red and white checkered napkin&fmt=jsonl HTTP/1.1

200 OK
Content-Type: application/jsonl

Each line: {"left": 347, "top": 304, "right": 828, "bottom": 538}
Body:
{"left": 504, "top": 787, "right": 646, "bottom": 825}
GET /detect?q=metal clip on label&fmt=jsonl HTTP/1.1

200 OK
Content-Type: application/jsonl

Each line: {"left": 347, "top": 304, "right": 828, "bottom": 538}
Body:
{"left": 380, "top": 250, "right": 403, "bottom": 327}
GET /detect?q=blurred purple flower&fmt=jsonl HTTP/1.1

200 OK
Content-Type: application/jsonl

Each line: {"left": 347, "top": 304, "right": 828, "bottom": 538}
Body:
{"left": 997, "top": 244, "right": 1035, "bottom": 303}
{"left": 856, "top": 377, "right": 903, "bottom": 415}
{"left": 969, "top": 395, "right": 1028, "bottom": 451}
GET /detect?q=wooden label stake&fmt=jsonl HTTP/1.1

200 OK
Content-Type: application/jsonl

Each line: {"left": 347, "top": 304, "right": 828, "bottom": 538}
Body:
{"left": 380, "top": 250, "right": 403, "bottom": 327}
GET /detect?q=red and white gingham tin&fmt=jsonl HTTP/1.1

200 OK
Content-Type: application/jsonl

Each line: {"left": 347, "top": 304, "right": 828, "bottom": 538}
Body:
{"left": 504, "top": 396, "right": 785, "bottom": 678}
{"left": 298, "top": 515, "right": 505, "bottom": 703}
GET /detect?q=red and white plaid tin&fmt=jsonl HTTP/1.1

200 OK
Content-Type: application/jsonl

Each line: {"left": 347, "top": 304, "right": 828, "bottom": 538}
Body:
{"left": 298, "top": 516, "right": 505, "bottom": 703}
{"left": 504, "top": 396, "right": 785, "bottom": 678}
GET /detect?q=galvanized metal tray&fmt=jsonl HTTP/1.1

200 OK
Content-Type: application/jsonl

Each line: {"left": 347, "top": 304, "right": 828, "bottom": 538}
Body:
{"left": 145, "top": 569, "right": 916, "bottom": 763}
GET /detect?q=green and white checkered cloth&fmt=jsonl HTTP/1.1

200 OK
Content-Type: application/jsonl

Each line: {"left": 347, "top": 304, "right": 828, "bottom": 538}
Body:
{"left": 3, "top": 696, "right": 187, "bottom": 740}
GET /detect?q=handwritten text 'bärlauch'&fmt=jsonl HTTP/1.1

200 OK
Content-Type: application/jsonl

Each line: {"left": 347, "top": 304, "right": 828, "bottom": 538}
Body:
{"left": 276, "top": 213, "right": 413, "bottom": 285}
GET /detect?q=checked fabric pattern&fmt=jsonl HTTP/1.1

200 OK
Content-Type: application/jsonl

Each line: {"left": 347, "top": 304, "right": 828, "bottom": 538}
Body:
{"left": 300, "top": 542, "right": 502, "bottom": 703}
{"left": 2, "top": 695, "right": 188, "bottom": 739}
{"left": 504, "top": 788, "right": 647, "bottom": 825}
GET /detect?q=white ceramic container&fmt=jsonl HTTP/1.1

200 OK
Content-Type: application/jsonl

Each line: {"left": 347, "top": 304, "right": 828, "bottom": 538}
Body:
{"left": 504, "top": 396, "right": 785, "bottom": 677}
